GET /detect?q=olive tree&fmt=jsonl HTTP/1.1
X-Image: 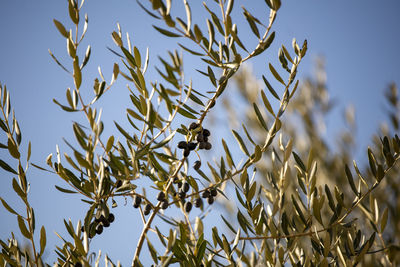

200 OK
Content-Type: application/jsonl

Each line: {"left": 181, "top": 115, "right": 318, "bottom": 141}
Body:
{"left": 1, "top": 0, "right": 399, "bottom": 266}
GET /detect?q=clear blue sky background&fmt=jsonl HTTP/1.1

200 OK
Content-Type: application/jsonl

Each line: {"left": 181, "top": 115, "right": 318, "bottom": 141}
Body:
{"left": 0, "top": 0, "right": 399, "bottom": 265}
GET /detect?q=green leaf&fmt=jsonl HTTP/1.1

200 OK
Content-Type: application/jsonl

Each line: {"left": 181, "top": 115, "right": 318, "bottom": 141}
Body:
{"left": 232, "top": 130, "right": 250, "bottom": 156}
{"left": 55, "top": 185, "right": 77, "bottom": 194}
{"left": 262, "top": 75, "right": 280, "bottom": 100}
{"left": 146, "top": 237, "right": 159, "bottom": 264}
{"left": 253, "top": 103, "right": 268, "bottom": 131}
{"left": 7, "top": 138, "right": 20, "bottom": 159}
{"left": 176, "top": 106, "right": 197, "bottom": 119}
{"left": 207, "top": 66, "right": 217, "bottom": 87}
{"left": 18, "top": 215, "right": 31, "bottom": 239}
{"left": 261, "top": 90, "right": 275, "bottom": 116}
{"left": 12, "top": 178, "right": 26, "bottom": 200}
{"left": 73, "top": 57, "right": 82, "bottom": 89}
{"left": 0, "top": 197, "right": 18, "bottom": 215}
{"left": 53, "top": 19, "right": 69, "bottom": 38}
{"left": 222, "top": 138, "right": 235, "bottom": 169}
{"left": 39, "top": 226, "right": 46, "bottom": 256}
{"left": 253, "top": 145, "right": 262, "bottom": 163}
{"left": 153, "top": 25, "right": 181, "bottom": 37}
{"left": 243, "top": 8, "right": 260, "bottom": 38}
{"left": 345, "top": 164, "right": 359, "bottom": 196}
{"left": 269, "top": 63, "right": 285, "bottom": 85}
{"left": 105, "top": 135, "right": 114, "bottom": 152}
{"left": 0, "top": 159, "right": 17, "bottom": 174}
{"left": 292, "top": 152, "right": 306, "bottom": 171}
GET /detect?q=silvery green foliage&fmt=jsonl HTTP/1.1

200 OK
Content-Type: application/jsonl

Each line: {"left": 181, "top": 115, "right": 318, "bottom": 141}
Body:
{"left": 1, "top": 0, "right": 400, "bottom": 266}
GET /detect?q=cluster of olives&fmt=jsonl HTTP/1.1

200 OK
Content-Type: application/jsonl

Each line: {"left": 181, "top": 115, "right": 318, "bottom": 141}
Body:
{"left": 201, "top": 187, "right": 218, "bottom": 204}
{"left": 177, "top": 123, "right": 212, "bottom": 158}
{"left": 82, "top": 211, "right": 115, "bottom": 238}
{"left": 133, "top": 195, "right": 154, "bottom": 215}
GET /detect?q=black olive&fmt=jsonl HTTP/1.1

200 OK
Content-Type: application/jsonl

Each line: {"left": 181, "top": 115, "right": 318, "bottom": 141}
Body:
{"left": 160, "top": 199, "right": 169, "bottom": 210}
{"left": 182, "top": 182, "right": 190, "bottom": 193}
{"left": 203, "top": 136, "right": 208, "bottom": 142}
{"left": 202, "top": 190, "right": 210, "bottom": 198}
{"left": 133, "top": 195, "right": 142, "bottom": 207}
{"left": 81, "top": 226, "right": 85, "bottom": 232}
{"left": 178, "top": 141, "right": 188, "bottom": 149}
{"left": 196, "top": 134, "right": 204, "bottom": 142}
{"left": 199, "top": 142, "right": 206, "bottom": 150}
{"left": 102, "top": 218, "right": 110, "bottom": 227}
{"left": 74, "top": 263, "right": 83, "bottom": 267}
{"left": 194, "top": 198, "right": 203, "bottom": 208}
{"left": 177, "top": 181, "right": 183, "bottom": 189}
{"left": 203, "top": 129, "right": 210, "bottom": 137}
{"left": 95, "top": 224, "right": 103, "bottom": 235}
{"left": 157, "top": 191, "right": 165, "bottom": 201}
{"left": 194, "top": 160, "right": 201, "bottom": 170}
{"left": 187, "top": 142, "right": 197, "bottom": 151}
{"left": 205, "top": 142, "right": 212, "bottom": 150}
{"left": 207, "top": 196, "right": 214, "bottom": 205}
{"left": 189, "top": 122, "right": 199, "bottom": 130}
{"left": 108, "top": 213, "right": 115, "bottom": 223}
{"left": 183, "top": 148, "right": 190, "bottom": 157}
{"left": 178, "top": 189, "right": 186, "bottom": 199}
{"left": 184, "top": 201, "right": 192, "bottom": 213}
{"left": 144, "top": 204, "right": 152, "bottom": 215}
{"left": 210, "top": 188, "right": 217, "bottom": 197}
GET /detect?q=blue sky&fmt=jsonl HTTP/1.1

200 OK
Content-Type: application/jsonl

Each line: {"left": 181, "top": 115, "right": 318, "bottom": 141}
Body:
{"left": 0, "top": 0, "right": 399, "bottom": 265}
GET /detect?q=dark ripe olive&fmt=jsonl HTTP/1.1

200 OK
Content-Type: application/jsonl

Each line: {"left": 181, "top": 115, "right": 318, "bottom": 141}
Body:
{"left": 194, "top": 198, "right": 203, "bottom": 208}
{"left": 178, "top": 141, "right": 188, "bottom": 149}
{"left": 160, "top": 199, "right": 169, "bottom": 210}
{"left": 202, "top": 190, "right": 210, "bottom": 198}
{"left": 133, "top": 195, "right": 142, "bottom": 207}
{"left": 196, "top": 134, "right": 204, "bottom": 142}
{"left": 74, "top": 263, "right": 83, "bottom": 267}
{"left": 102, "top": 219, "right": 110, "bottom": 228}
{"left": 81, "top": 226, "right": 85, "bottom": 232}
{"left": 193, "top": 160, "right": 201, "bottom": 170}
{"left": 205, "top": 142, "right": 212, "bottom": 150}
{"left": 199, "top": 142, "right": 206, "bottom": 150}
{"left": 116, "top": 179, "right": 123, "bottom": 188}
{"left": 108, "top": 213, "right": 115, "bottom": 223}
{"left": 183, "top": 148, "right": 190, "bottom": 157}
{"left": 177, "top": 181, "right": 183, "bottom": 189}
{"left": 202, "top": 129, "right": 210, "bottom": 137}
{"left": 144, "top": 204, "right": 152, "bottom": 215}
{"left": 207, "top": 196, "right": 214, "bottom": 205}
{"left": 157, "top": 191, "right": 165, "bottom": 201}
{"left": 178, "top": 190, "right": 186, "bottom": 199}
{"left": 187, "top": 142, "right": 197, "bottom": 151}
{"left": 203, "top": 136, "right": 208, "bottom": 142}
{"left": 182, "top": 182, "right": 190, "bottom": 193}
{"left": 189, "top": 122, "right": 199, "bottom": 130}
{"left": 184, "top": 201, "right": 192, "bottom": 213}
{"left": 95, "top": 224, "right": 103, "bottom": 235}
{"left": 210, "top": 188, "right": 217, "bottom": 197}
